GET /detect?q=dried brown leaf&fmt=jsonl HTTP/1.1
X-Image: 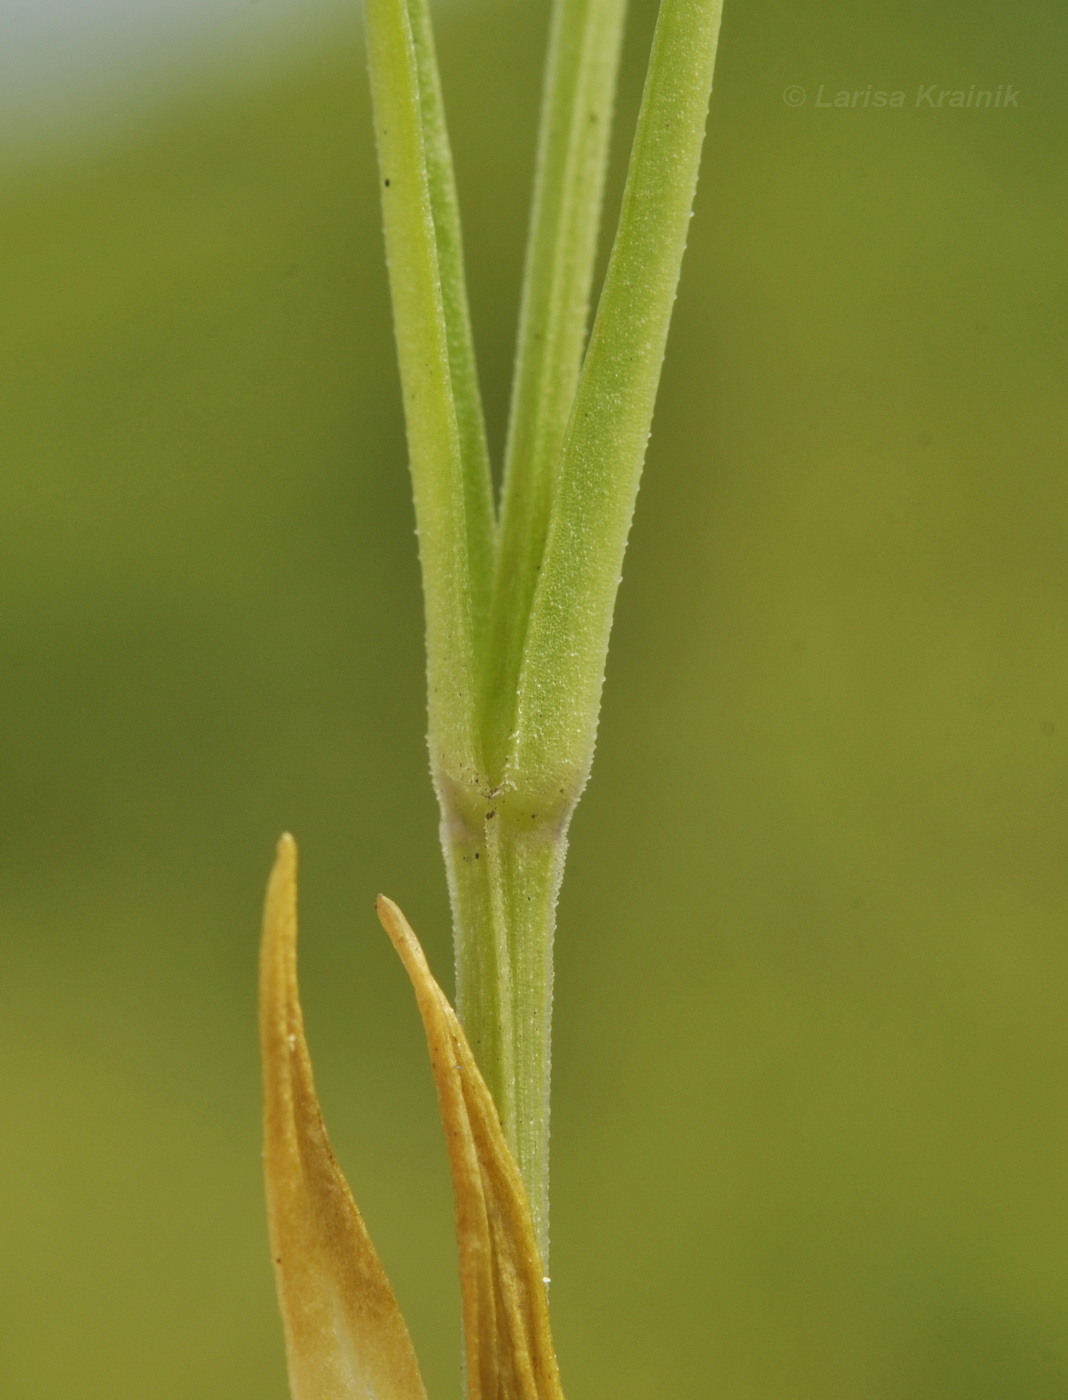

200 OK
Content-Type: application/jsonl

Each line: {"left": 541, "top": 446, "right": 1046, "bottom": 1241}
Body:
{"left": 261, "top": 835, "right": 428, "bottom": 1400}
{"left": 377, "top": 895, "right": 566, "bottom": 1400}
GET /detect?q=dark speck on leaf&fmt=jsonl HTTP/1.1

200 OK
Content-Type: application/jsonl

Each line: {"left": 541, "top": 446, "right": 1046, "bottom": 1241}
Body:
{"left": 384, "top": 178, "right": 391, "bottom": 187}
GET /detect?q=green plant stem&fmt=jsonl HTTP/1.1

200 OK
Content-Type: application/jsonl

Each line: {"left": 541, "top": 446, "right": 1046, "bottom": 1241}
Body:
{"left": 449, "top": 0, "right": 725, "bottom": 1256}
{"left": 442, "top": 797, "right": 565, "bottom": 1261}
{"left": 442, "top": 0, "right": 629, "bottom": 1263}
{"left": 368, "top": 0, "right": 725, "bottom": 1268}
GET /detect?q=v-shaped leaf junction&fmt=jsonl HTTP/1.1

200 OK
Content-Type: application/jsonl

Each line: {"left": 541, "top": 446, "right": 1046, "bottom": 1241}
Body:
{"left": 260, "top": 834, "right": 565, "bottom": 1400}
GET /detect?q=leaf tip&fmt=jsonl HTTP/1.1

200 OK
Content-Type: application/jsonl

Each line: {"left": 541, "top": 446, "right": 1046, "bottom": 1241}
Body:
{"left": 260, "top": 848, "right": 428, "bottom": 1400}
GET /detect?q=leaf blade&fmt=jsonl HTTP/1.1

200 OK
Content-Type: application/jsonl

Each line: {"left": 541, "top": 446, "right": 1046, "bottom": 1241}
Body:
{"left": 364, "top": 0, "right": 491, "bottom": 788}
{"left": 508, "top": 0, "right": 726, "bottom": 811}
{"left": 261, "top": 836, "right": 428, "bottom": 1400}
{"left": 405, "top": 0, "right": 496, "bottom": 644}
{"left": 485, "top": 0, "right": 628, "bottom": 772}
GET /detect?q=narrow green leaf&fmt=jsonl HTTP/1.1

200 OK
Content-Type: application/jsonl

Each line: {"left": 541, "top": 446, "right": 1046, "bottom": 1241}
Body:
{"left": 508, "top": 0, "right": 726, "bottom": 810}
{"left": 364, "top": 0, "right": 493, "bottom": 787}
{"left": 484, "top": 0, "right": 628, "bottom": 773}
{"left": 405, "top": 0, "right": 496, "bottom": 642}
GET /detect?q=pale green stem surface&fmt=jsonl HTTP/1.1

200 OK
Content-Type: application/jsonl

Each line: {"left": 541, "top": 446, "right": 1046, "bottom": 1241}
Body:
{"left": 485, "top": 0, "right": 628, "bottom": 775}
{"left": 443, "top": 801, "right": 566, "bottom": 1261}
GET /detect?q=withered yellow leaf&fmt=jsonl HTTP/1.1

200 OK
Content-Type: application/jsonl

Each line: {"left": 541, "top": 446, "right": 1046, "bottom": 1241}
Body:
{"left": 261, "top": 835, "right": 428, "bottom": 1400}
{"left": 377, "top": 895, "right": 566, "bottom": 1400}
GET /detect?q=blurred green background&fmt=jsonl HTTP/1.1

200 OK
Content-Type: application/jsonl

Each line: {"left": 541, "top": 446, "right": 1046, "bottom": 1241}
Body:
{"left": 3, "top": 0, "right": 1067, "bottom": 1395}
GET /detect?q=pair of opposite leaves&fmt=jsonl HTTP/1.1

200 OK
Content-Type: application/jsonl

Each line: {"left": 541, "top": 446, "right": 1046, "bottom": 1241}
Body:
{"left": 260, "top": 834, "right": 564, "bottom": 1400}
